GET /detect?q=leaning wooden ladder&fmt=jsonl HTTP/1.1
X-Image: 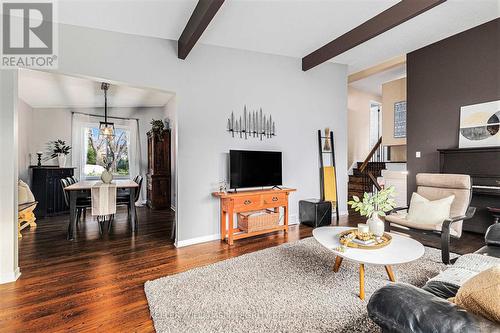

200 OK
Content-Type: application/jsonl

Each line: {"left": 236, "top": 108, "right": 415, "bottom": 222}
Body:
{"left": 318, "top": 130, "right": 339, "bottom": 224}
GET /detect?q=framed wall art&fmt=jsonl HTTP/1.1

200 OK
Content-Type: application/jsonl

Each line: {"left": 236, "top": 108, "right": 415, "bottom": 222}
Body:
{"left": 459, "top": 100, "right": 500, "bottom": 148}
{"left": 394, "top": 101, "right": 406, "bottom": 138}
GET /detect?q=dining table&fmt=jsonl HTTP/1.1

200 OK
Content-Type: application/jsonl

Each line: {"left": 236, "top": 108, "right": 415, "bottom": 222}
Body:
{"left": 64, "top": 179, "right": 139, "bottom": 240}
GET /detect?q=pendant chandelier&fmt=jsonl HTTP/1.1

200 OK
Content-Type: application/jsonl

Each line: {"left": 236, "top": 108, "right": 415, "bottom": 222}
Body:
{"left": 99, "top": 82, "right": 115, "bottom": 139}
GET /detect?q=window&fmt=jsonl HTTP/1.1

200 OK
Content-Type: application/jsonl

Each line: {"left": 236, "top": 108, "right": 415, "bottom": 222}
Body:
{"left": 84, "top": 126, "right": 130, "bottom": 178}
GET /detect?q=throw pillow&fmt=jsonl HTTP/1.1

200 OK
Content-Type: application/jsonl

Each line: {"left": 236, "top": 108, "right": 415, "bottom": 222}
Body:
{"left": 406, "top": 192, "right": 454, "bottom": 226}
{"left": 450, "top": 266, "right": 500, "bottom": 323}
{"left": 18, "top": 180, "right": 35, "bottom": 204}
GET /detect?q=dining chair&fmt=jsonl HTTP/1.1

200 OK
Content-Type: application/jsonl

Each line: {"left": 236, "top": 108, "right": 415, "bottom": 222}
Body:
{"left": 112, "top": 176, "right": 143, "bottom": 232}
{"left": 60, "top": 179, "right": 91, "bottom": 233}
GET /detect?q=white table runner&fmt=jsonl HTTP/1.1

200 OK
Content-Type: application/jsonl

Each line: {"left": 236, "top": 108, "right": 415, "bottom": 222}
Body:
{"left": 91, "top": 182, "right": 117, "bottom": 216}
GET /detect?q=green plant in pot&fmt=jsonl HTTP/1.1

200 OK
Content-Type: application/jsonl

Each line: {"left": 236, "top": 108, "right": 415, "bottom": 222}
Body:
{"left": 46, "top": 140, "right": 71, "bottom": 167}
{"left": 348, "top": 186, "right": 397, "bottom": 236}
{"left": 101, "top": 154, "right": 114, "bottom": 184}
{"left": 150, "top": 119, "right": 167, "bottom": 141}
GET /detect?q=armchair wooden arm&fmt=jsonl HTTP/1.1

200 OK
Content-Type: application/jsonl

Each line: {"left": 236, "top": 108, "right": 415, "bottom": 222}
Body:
{"left": 441, "top": 206, "right": 476, "bottom": 264}
{"left": 384, "top": 206, "right": 408, "bottom": 231}
{"left": 391, "top": 206, "right": 409, "bottom": 213}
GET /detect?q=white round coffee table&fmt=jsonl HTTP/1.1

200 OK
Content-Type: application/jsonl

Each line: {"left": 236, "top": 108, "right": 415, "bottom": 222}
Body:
{"left": 313, "top": 226, "right": 425, "bottom": 300}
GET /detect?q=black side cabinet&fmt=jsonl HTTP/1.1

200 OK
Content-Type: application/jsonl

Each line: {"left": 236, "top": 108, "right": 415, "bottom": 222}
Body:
{"left": 30, "top": 166, "right": 75, "bottom": 218}
{"left": 299, "top": 199, "right": 332, "bottom": 228}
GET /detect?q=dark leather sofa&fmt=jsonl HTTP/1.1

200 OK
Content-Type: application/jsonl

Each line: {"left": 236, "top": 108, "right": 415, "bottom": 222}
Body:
{"left": 367, "top": 223, "right": 500, "bottom": 333}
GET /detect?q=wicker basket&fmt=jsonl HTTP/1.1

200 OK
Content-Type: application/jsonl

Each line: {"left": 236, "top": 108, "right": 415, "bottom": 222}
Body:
{"left": 238, "top": 210, "right": 280, "bottom": 233}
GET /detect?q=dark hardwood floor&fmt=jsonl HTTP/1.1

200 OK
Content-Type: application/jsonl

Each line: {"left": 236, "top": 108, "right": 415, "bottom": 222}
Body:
{"left": 0, "top": 207, "right": 484, "bottom": 332}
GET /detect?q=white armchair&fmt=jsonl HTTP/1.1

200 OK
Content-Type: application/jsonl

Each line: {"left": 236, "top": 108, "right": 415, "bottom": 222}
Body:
{"left": 385, "top": 173, "right": 476, "bottom": 264}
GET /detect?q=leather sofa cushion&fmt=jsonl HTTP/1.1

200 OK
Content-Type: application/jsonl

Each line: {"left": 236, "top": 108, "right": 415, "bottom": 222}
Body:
{"left": 367, "top": 283, "right": 499, "bottom": 333}
{"left": 422, "top": 281, "right": 459, "bottom": 299}
{"left": 485, "top": 223, "right": 500, "bottom": 246}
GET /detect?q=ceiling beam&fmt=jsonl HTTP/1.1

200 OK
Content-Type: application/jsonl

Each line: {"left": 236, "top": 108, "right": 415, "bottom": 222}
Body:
{"left": 302, "top": 0, "right": 446, "bottom": 71}
{"left": 348, "top": 55, "right": 406, "bottom": 83}
{"left": 178, "top": 0, "right": 225, "bottom": 60}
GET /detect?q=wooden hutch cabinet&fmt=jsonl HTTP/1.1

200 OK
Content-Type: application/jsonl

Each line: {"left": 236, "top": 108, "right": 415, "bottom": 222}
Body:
{"left": 147, "top": 130, "right": 171, "bottom": 210}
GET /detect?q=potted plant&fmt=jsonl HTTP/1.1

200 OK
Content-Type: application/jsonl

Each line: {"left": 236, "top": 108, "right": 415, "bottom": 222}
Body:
{"left": 47, "top": 140, "right": 71, "bottom": 167}
{"left": 348, "top": 186, "right": 397, "bottom": 236}
{"left": 150, "top": 119, "right": 167, "bottom": 141}
{"left": 101, "top": 155, "right": 114, "bottom": 184}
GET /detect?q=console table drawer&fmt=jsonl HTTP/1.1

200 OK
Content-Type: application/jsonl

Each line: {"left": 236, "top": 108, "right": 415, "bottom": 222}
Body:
{"left": 233, "top": 195, "right": 262, "bottom": 210}
{"left": 262, "top": 193, "right": 287, "bottom": 206}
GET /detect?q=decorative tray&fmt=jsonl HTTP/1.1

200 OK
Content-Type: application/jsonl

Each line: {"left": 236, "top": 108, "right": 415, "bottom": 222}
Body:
{"left": 338, "top": 229, "right": 391, "bottom": 249}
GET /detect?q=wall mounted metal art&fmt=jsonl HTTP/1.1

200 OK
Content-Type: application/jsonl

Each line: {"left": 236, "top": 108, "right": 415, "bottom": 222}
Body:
{"left": 227, "top": 106, "right": 276, "bottom": 140}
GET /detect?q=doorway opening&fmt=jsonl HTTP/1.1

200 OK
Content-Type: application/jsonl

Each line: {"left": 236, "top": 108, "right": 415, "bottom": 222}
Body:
{"left": 16, "top": 69, "right": 178, "bottom": 274}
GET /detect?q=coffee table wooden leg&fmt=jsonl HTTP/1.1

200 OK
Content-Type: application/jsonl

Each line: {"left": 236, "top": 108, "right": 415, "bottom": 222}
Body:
{"left": 385, "top": 265, "right": 396, "bottom": 282}
{"left": 333, "top": 256, "right": 343, "bottom": 272}
{"left": 359, "top": 264, "right": 365, "bottom": 300}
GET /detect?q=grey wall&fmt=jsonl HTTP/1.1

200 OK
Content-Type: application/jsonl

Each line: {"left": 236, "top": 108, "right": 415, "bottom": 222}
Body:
{"left": 406, "top": 18, "right": 500, "bottom": 196}
{"left": 36, "top": 23, "right": 348, "bottom": 245}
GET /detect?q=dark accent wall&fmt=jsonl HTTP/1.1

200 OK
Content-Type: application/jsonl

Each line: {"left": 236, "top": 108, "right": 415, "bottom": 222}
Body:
{"left": 406, "top": 18, "right": 499, "bottom": 197}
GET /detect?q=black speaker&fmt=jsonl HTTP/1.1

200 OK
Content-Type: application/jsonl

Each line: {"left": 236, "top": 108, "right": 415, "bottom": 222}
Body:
{"left": 299, "top": 199, "right": 332, "bottom": 228}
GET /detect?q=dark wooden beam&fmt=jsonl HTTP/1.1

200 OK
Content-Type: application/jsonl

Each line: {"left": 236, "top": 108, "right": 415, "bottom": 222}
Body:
{"left": 302, "top": 0, "right": 446, "bottom": 71}
{"left": 178, "top": 0, "right": 225, "bottom": 60}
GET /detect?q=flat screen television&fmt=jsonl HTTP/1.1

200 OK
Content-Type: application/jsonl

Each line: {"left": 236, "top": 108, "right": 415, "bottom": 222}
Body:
{"left": 229, "top": 150, "right": 282, "bottom": 189}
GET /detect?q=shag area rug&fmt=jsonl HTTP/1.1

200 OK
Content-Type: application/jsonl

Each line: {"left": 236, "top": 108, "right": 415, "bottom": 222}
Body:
{"left": 145, "top": 237, "right": 450, "bottom": 333}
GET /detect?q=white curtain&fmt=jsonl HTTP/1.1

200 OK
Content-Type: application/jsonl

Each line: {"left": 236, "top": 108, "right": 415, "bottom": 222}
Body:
{"left": 71, "top": 113, "right": 91, "bottom": 181}
{"left": 123, "top": 119, "right": 146, "bottom": 204}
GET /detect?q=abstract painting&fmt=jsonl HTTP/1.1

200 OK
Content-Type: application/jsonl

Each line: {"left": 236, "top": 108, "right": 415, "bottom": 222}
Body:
{"left": 459, "top": 100, "right": 500, "bottom": 148}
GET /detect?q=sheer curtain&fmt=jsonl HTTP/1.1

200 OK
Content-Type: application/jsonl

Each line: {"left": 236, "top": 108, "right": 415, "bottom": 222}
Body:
{"left": 71, "top": 113, "right": 91, "bottom": 181}
{"left": 123, "top": 119, "right": 146, "bottom": 204}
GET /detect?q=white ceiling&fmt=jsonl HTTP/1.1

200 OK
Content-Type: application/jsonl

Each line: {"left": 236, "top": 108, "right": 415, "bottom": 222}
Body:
{"left": 350, "top": 64, "right": 406, "bottom": 96}
{"left": 19, "top": 69, "right": 174, "bottom": 108}
{"left": 55, "top": 0, "right": 499, "bottom": 73}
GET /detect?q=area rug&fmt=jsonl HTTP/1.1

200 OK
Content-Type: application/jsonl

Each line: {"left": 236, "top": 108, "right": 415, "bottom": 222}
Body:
{"left": 145, "top": 237, "right": 451, "bottom": 333}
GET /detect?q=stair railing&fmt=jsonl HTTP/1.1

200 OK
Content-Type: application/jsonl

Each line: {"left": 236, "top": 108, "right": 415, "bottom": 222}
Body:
{"left": 359, "top": 137, "right": 383, "bottom": 193}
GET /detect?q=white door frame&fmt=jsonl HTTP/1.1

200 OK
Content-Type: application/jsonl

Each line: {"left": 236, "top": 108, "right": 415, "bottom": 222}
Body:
{"left": 0, "top": 69, "right": 20, "bottom": 284}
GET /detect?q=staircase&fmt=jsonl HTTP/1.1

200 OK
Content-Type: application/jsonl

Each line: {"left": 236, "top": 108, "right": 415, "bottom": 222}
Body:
{"left": 348, "top": 137, "right": 385, "bottom": 213}
{"left": 348, "top": 162, "right": 386, "bottom": 200}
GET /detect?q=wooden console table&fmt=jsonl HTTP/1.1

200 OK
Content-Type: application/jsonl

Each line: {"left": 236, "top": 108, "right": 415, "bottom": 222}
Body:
{"left": 212, "top": 188, "right": 296, "bottom": 245}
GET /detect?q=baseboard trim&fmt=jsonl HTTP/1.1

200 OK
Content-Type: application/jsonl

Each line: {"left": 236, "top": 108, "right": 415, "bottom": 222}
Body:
{"left": 174, "top": 211, "right": 343, "bottom": 248}
{"left": 175, "top": 233, "right": 220, "bottom": 248}
{"left": 0, "top": 267, "right": 21, "bottom": 284}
